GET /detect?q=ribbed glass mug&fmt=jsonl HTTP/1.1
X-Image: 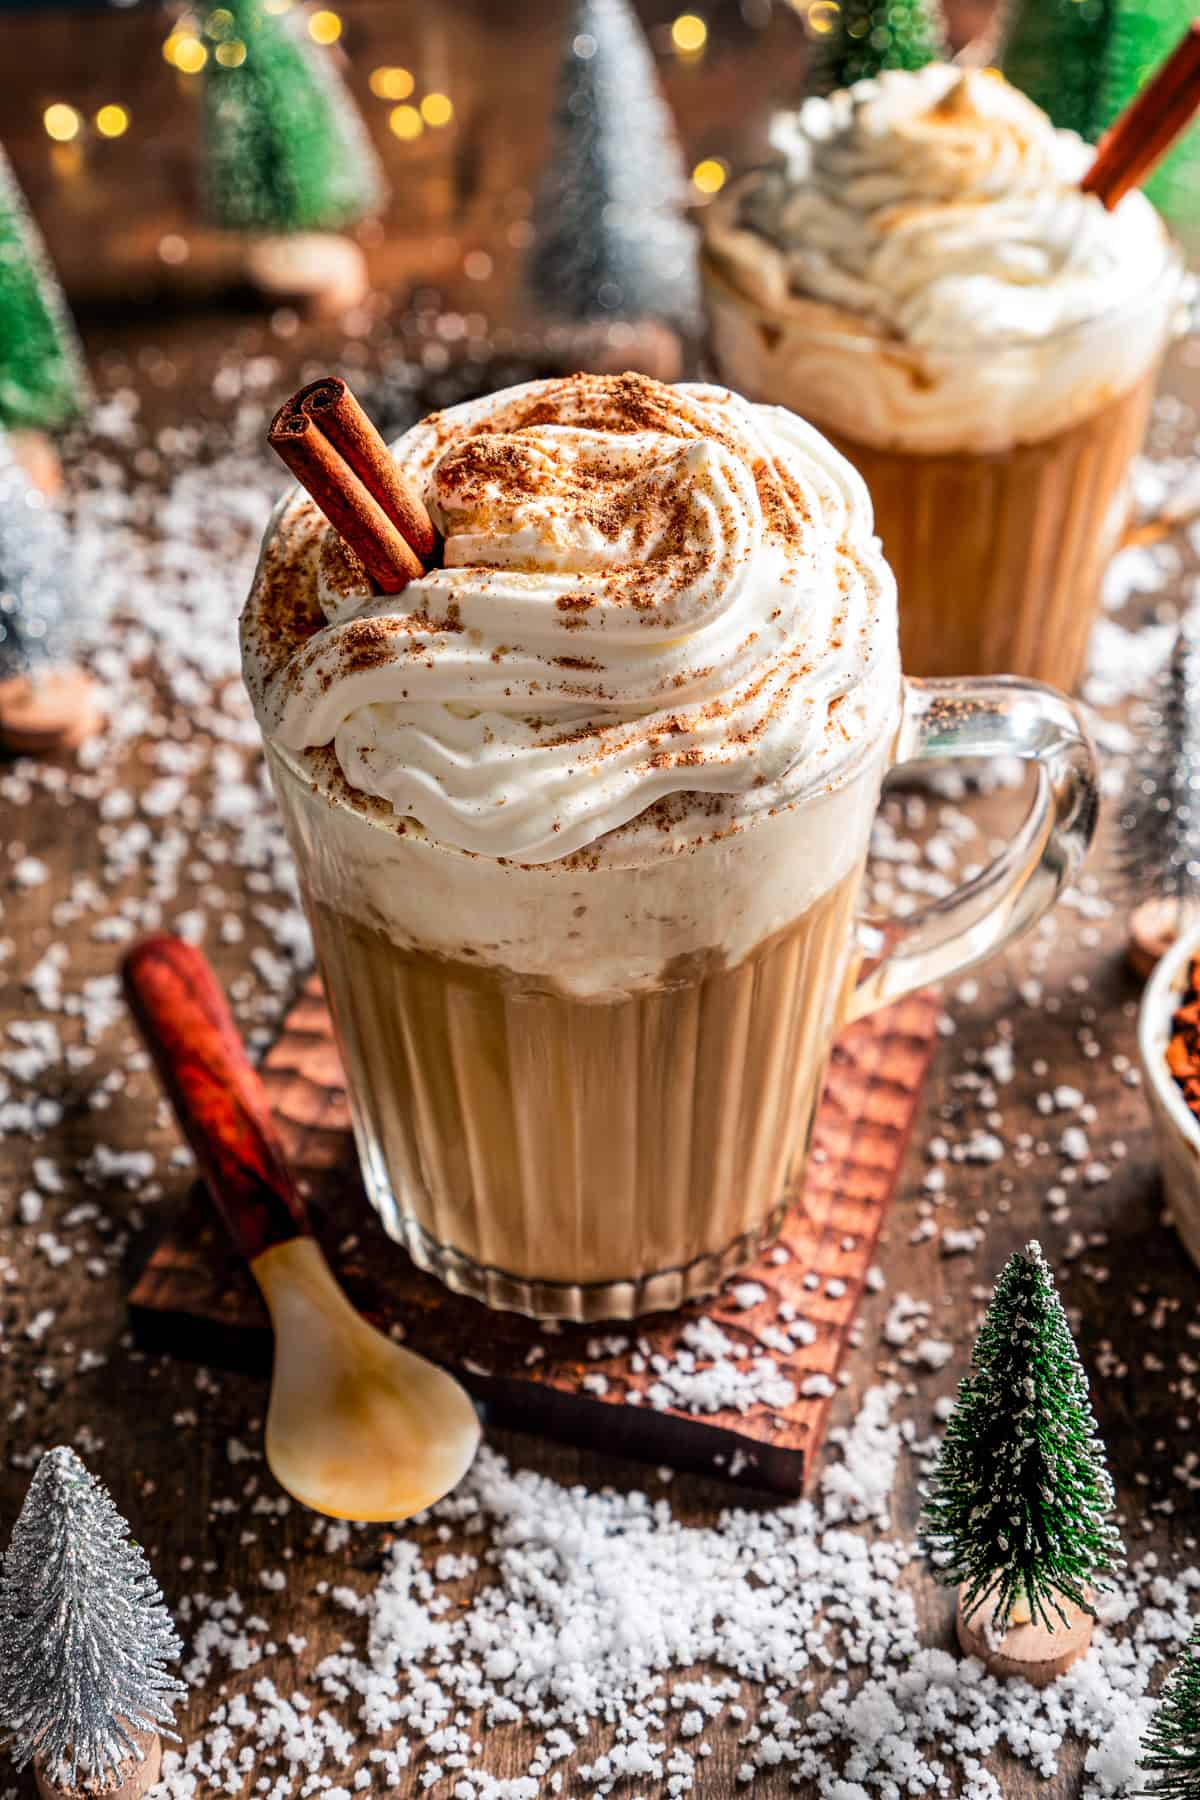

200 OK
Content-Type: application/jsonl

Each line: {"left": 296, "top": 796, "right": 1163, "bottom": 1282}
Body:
{"left": 267, "top": 675, "right": 1097, "bottom": 1322}
{"left": 704, "top": 249, "right": 1182, "bottom": 693}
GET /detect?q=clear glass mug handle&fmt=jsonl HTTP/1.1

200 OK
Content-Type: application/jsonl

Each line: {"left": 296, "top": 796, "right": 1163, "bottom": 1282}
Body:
{"left": 847, "top": 677, "right": 1100, "bottom": 1023}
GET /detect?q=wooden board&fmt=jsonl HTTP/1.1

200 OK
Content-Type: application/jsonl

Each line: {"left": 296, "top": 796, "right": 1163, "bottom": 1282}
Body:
{"left": 130, "top": 976, "right": 940, "bottom": 1495}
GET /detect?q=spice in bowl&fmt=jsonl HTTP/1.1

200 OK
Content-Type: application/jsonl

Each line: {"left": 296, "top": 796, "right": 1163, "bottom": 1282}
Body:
{"left": 1166, "top": 954, "right": 1200, "bottom": 1117}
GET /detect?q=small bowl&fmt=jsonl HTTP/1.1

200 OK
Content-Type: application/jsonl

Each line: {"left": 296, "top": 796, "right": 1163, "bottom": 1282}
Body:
{"left": 1138, "top": 918, "right": 1200, "bottom": 1271}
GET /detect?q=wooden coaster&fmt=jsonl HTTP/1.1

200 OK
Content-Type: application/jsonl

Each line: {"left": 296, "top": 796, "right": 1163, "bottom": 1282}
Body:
{"left": 1128, "top": 895, "right": 1183, "bottom": 981}
{"left": 131, "top": 977, "right": 940, "bottom": 1495}
{"left": 955, "top": 1586, "right": 1093, "bottom": 1684}
{"left": 0, "top": 667, "right": 106, "bottom": 755}
{"left": 243, "top": 233, "right": 370, "bottom": 319}
{"left": 35, "top": 1728, "right": 161, "bottom": 1800}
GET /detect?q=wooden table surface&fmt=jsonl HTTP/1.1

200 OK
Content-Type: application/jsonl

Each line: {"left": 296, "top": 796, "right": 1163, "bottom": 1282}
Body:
{"left": 2, "top": 4, "right": 1198, "bottom": 1796}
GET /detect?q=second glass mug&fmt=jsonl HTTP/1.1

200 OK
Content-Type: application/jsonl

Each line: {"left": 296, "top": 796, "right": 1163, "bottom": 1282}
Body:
{"left": 268, "top": 676, "right": 1097, "bottom": 1323}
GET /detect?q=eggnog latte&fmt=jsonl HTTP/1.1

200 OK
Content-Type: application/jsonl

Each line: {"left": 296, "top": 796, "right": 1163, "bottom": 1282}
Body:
{"left": 243, "top": 372, "right": 1099, "bottom": 1319}
{"left": 704, "top": 66, "right": 1179, "bottom": 690}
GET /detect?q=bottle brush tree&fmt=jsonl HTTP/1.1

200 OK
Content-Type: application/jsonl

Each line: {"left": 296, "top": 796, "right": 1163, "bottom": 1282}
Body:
{"left": 808, "top": 0, "right": 947, "bottom": 96}
{"left": 199, "top": 0, "right": 386, "bottom": 235}
{"left": 1142, "top": 1619, "right": 1200, "bottom": 1800}
{"left": 527, "top": 0, "right": 700, "bottom": 333}
{"left": 0, "top": 144, "right": 90, "bottom": 433}
{"left": 0, "top": 1446, "right": 185, "bottom": 1788}
{"left": 920, "top": 1240, "right": 1124, "bottom": 1628}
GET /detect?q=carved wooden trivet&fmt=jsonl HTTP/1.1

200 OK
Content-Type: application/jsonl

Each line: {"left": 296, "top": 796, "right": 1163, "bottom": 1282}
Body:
{"left": 130, "top": 977, "right": 940, "bottom": 1494}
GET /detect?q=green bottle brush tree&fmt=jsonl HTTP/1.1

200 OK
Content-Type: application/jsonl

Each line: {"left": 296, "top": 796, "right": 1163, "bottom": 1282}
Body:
{"left": 808, "top": 0, "right": 947, "bottom": 96}
{"left": 920, "top": 1240, "right": 1124, "bottom": 1629}
{"left": 0, "top": 145, "right": 89, "bottom": 434}
{"left": 199, "top": 0, "right": 385, "bottom": 235}
{"left": 1142, "top": 1620, "right": 1200, "bottom": 1800}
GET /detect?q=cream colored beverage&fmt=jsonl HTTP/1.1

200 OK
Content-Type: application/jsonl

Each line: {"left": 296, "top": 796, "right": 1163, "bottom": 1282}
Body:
{"left": 243, "top": 372, "right": 1098, "bottom": 1320}
{"left": 703, "top": 66, "right": 1179, "bottom": 691}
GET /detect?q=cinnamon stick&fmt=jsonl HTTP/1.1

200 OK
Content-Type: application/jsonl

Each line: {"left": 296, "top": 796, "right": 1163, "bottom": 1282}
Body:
{"left": 1081, "top": 21, "right": 1200, "bottom": 210}
{"left": 293, "top": 377, "right": 438, "bottom": 561}
{"left": 268, "top": 379, "right": 434, "bottom": 596}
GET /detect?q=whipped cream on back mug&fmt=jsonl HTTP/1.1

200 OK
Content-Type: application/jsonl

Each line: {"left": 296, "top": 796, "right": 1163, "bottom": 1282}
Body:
{"left": 243, "top": 372, "right": 1098, "bottom": 1321}
{"left": 704, "top": 66, "right": 1181, "bottom": 690}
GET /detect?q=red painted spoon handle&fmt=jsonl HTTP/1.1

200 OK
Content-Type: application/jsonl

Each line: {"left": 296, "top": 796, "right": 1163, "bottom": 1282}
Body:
{"left": 122, "top": 933, "right": 310, "bottom": 1263}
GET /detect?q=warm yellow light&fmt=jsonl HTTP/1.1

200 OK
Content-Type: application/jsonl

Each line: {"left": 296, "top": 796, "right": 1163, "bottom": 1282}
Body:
{"left": 691, "top": 157, "right": 727, "bottom": 194}
{"left": 262, "top": 0, "right": 293, "bottom": 11}
{"left": 369, "top": 64, "right": 414, "bottom": 99}
{"left": 420, "top": 91, "right": 454, "bottom": 127}
{"left": 807, "top": 0, "right": 839, "bottom": 34}
{"left": 172, "top": 34, "right": 209, "bottom": 70}
{"left": 215, "top": 37, "right": 247, "bottom": 64}
{"left": 388, "top": 103, "right": 423, "bottom": 140}
{"left": 206, "top": 6, "right": 234, "bottom": 36}
{"left": 308, "top": 8, "right": 342, "bottom": 43}
{"left": 671, "top": 12, "right": 708, "bottom": 52}
{"left": 43, "top": 104, "right": 81, "bottom": 143}
{"left": 95, "top": 104, "right": 130, "bottom": 138}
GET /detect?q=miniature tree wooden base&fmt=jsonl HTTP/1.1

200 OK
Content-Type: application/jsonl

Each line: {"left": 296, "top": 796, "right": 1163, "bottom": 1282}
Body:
{"left": 243, "top": 233, "right": 369, "bottom": 319}
{"left": 0, "top": 667, "right": 105, "bottom": 754}
{"left": 955, "top": 1585, "right": 1093, "bottom": 1685}
{"left": 35, "top": 1727, "right": 161, "bottom": 1800}
{"left": 1128, "top": 895, "right": 1183, "bottom": 980}
{"left": 7, "top": 428, "right": 63, "bottom": 498}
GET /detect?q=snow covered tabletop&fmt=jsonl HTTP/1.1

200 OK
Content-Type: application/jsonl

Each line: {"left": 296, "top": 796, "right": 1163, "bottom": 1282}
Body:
{"left": 2, "top": 310, "right": 1200, "bottom": 1799}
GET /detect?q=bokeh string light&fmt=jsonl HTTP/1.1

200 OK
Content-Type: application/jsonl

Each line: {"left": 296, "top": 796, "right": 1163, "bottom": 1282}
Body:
{"left": 369, "top": 66, "right": 414, "bottom": 99}
{"left": 691, "top": 156, "right": 727, "bottom": 194}
{"left": 670, "top": 12, "right": 708, "bottom": 54}
{"left": 307, "top": 10, "right": 342, "bottom": 44}
{"left": 42, "top": 104, "right": 81, "bottom": 143}
{"left": 94, "top": 105, "right": 130, "bottom": 138}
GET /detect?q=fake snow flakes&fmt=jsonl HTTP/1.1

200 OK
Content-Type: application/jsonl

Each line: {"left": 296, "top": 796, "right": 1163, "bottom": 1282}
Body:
{"left": 153, "top": 1387, "right": 1200, "bottom": 1800}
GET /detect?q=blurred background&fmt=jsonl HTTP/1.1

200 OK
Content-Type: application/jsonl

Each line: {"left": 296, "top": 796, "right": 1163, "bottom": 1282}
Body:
{"left": 1, "top": 0, "right": 996, "bottom": 352}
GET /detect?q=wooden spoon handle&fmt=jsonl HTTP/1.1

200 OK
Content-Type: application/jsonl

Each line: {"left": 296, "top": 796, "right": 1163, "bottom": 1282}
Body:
{"left": 122, "top": 934, "right": 310, "bottom": 1263}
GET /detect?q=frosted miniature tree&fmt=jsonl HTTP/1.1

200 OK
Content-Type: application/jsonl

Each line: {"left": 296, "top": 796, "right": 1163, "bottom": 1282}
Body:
{"left": 1142, "top": 1621, "right": 1200, "bottom": 1800}
{"left": 920, "top": 1241, "right": 1124, "bottom": 1629}
{"left": 200, "top": 0, "right": 385, "bottom": 234}
{"left": 808, "top": 0, "right": 946, "bottom": 96}
{"left": 0, "top": 1446, "right": 185, "bottom": 1788}
{"left": 0, "top": 144, "right": 90, "bottom": 432}
{"left": 1118, "top": 610, "right": 1200, "bottom": 927}
{"left": 0, "top": 433, "right": 85, "bottom": 680}
{"left": 527, "top": 0, "right": 700, "bottom": 331}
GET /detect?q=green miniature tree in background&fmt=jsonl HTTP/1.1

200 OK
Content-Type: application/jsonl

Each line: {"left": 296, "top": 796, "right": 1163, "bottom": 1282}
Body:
{"left": 1098, "top": 1, "right": 1200, "bottom": 236}
{"left": 1002, "top": 0, "right": 1200, "bottom": 243}
{"left": 199, "top": 0, "right": 385, "bottom": 234}
{"left": 0, "top": 146, "right": 89, "bottom": 433}
{"left": 808, "top": 0, "right": 947, "bottom": 96}
{"left": 920, "top": 1241, "right": 1124, "bottom": 1629}
{"left": 1000, "top": 0, "right": 1111, "bottom": 140}
{"left": 1142, "top": 1621, "right": 1200, "bottom": 1800}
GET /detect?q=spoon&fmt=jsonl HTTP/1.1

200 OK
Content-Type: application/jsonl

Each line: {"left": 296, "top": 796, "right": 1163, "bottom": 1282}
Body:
{"left": 122, "top": 934, "right": 481, "bottom": 1521}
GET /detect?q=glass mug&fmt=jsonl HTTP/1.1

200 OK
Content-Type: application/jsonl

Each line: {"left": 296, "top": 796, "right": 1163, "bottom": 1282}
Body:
{"left": 266, "top": 674, "right": 1097, "bottom": 1323}
{"left": 703, "top": 248, "right": 1183, "bottom": 694}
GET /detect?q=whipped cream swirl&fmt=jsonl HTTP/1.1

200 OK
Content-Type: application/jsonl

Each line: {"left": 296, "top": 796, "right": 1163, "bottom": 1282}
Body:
{"left": 707, "top": 64, "right": 1168, "bottom": 347}
{"left": 242, "top": 375, "right": 897, "bottom": 863}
